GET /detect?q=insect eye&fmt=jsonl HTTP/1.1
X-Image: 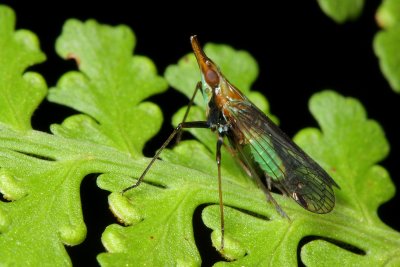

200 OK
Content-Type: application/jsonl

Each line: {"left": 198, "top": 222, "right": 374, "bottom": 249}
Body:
{"left": 205, "top": 69, "right": 219, "bottom": 87}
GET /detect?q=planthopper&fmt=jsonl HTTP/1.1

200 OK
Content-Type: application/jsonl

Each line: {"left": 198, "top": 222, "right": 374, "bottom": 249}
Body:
{"left": 122, "top": 36, "right": 339, "bottom": 250}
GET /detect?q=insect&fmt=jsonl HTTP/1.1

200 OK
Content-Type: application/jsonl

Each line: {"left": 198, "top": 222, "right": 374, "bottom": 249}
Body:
{"left": 122, "top": 36, "right": 339, "bottom": 250}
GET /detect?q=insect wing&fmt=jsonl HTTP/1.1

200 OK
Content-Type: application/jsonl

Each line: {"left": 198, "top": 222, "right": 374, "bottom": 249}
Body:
{"left": 225, "top": 100, "right": 338, "bottom": 213}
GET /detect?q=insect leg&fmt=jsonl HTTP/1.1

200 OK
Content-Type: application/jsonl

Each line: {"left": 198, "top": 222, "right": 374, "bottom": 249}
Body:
{"left": 257, "top": 178, "right": 289, "bottom": 219}
{"left": 122, "top": 121, "right": 209, "bottom": 194}
{"left": 176, "top": 81, "right": 202, "bottom": 144}
{"left": 223, "top": 145, "right": 253, "bottom": 177}
{"left": 232, "top": 144, "right": 289, "bottom": 219}
{"left": 216, "top": 134, "right": 225, "bottom": 250}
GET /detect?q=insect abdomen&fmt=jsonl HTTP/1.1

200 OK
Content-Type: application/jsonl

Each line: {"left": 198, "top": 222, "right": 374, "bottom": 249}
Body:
{"left": 249, "top": 136, "right": 285, "bottom": 181}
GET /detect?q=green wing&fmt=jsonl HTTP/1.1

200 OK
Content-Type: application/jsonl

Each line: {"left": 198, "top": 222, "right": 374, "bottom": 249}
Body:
{"left": 225, "top": 100, "right": 339, "bottom": 214}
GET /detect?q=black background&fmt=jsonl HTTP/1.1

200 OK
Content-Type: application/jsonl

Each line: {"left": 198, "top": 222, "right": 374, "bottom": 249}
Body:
{"left": 2, "top": 1, "right": 399, "bottom": 266}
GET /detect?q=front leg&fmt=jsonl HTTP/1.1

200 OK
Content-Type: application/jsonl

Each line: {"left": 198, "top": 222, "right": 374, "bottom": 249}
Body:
{"left": 122, "top": 121, "right": 209, "bottom": 193}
